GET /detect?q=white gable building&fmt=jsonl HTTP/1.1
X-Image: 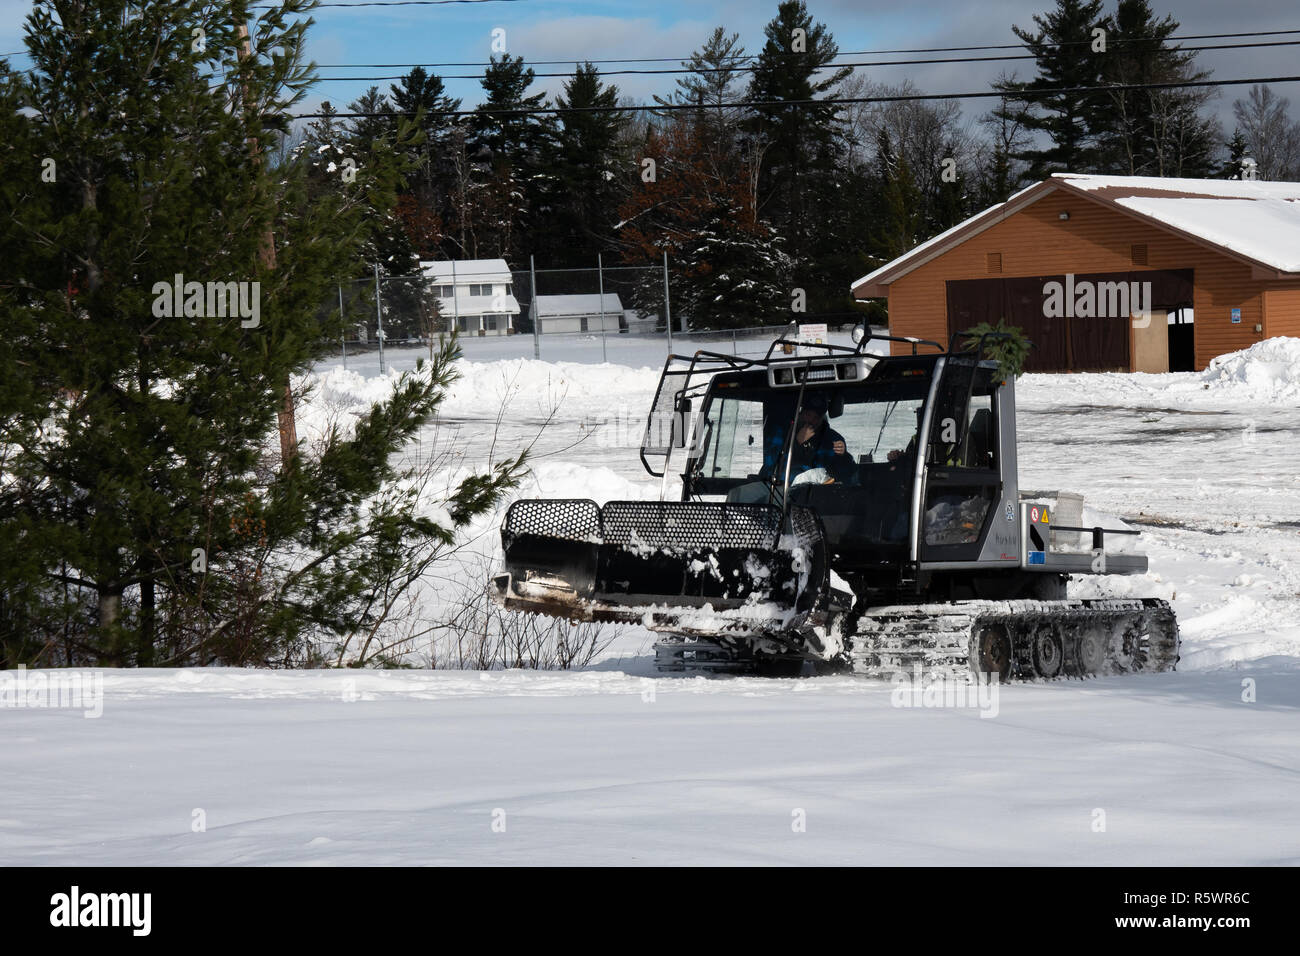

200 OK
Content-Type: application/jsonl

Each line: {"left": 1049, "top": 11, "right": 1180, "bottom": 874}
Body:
{"left": 535, "top": 293, "right": 625, "bottom": 333}
{"left": 420, "top": 259, "right": 520, "bottom": 336}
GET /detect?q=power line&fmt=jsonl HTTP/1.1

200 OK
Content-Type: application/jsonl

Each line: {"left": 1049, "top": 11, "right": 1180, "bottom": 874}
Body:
{"left": 7, "top": 26, "right": 1300, "bottom": 66}
{"left": 292, "top": 73, "right": 1300, "bottom": 118}
{"left": 310, "top": 40, "right": 1300, "bottom": 82}
{"left": 309, "top": 28, "right": 1300, "bottom": 69}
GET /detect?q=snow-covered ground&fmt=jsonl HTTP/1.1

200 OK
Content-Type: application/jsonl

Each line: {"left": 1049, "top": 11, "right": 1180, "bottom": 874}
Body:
{"left": 3, "top": 667, "right": 1297, "bottom": 865}
{"left": 3, "top": 336, "right": 1298, "bottom": 865}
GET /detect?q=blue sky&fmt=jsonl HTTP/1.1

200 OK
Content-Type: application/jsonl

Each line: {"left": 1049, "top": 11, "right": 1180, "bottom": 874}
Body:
{"left": 3, "top": 0, "right": 1299, "bottom": 130}
{"left": 296, "top": 0, "right": 928, "bottom": 113}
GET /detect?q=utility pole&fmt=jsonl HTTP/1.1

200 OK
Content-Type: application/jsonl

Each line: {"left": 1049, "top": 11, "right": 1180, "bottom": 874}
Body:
{"left": 236, "top": 21, "right": 297, "bottom": 468}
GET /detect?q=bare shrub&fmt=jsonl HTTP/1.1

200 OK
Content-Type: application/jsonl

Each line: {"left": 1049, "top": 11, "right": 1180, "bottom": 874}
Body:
{"left": 424, "top": 549, "right": 621, "bottom": 671}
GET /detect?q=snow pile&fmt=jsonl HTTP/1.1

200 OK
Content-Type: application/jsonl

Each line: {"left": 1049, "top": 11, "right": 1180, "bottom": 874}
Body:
{"left": 295, "top": 364, "right": 416, "bottom": 448}
{"left": 1198, "top": 337, "right": 1300, "bottom": 400}
{"left": 439, "top": 358, "right": 661, "bottom": 419}
{"left": 302, "top": 355, "right": 662, "bottom": 431}
{"left": 312, "top": 364, "right": 399, "bottom": 410}
{"left": 516, "top": 460, "right": 664, "bottom": 503}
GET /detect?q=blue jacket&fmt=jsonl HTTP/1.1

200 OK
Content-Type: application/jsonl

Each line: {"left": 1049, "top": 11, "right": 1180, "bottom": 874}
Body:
{"left": 760, "top": 421, "right": 854, "bottom": 483}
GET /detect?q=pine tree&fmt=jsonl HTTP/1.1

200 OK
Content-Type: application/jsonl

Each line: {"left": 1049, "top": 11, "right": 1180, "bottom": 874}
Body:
{"left": 390, "top": 66, "right": 461, "bottom": 139}
{"left": 1095, "top": 0, "right": 1217, "bottom": 177}
{"left": 337, "top": 84, "right": 419, "bottom": 276}
{"left": 1219, "top": 127, "right": 1249, "bottom": 178}
{"left": 870, "top": 130, "right": 924, "bottom": 265}
{"left": 745, "top": 1, "right": 852, "bottom": 313}
{"left": 346, "top": 86, "right": 393, "bottom": 149}
{"left": 654, "top": 27, "right": 748, "bottom": 147}
{"left": 306, "top": 101, "right": 343, "bottom": 150}
{"left": 852, "top": 82, "right": 975, "bottom": 237}
{"left": 978, "top": 76, "right": 1036, "bottom": 201}
{"left": 618, "top": 121, "right": 791, "bottom": 329}
{"left": 468, "top": 55, "right": 556, "bottom": 262}
{"left": 993, "top": 0, "right": 1107, "bottom": 177}
{"left": 389, "top": 66, "right": 461, "bottom": 255}
{"left": 0, "top": 0, "right": 522, "bottom": 665}
{"left": 551, "top": 62, "right": 627, "bottom": 264}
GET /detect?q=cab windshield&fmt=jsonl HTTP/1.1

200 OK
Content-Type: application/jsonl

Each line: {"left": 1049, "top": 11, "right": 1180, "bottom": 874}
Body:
{"left": 693, "top": 383, "right": 926, "bottom": 495}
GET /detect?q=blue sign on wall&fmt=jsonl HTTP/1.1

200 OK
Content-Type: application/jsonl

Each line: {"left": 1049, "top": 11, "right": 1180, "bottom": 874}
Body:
{"left": 1231, "top": 308, "right": 1242, "bottom": 324}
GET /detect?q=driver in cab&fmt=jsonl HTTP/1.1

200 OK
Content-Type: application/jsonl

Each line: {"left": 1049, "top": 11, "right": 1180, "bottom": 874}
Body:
{"left": 760, "top": 390, "right": 854, "bottom": 484}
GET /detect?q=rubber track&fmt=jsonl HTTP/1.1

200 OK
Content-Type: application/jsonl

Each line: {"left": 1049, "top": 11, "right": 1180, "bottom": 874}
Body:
{"left": 845, "top": 598, "right": 1179, "bottom": 681}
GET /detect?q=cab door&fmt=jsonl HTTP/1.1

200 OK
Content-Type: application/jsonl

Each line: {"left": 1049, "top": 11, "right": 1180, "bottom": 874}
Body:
{"left": 919, "top": 361, "right": 1001, "bottom": 563}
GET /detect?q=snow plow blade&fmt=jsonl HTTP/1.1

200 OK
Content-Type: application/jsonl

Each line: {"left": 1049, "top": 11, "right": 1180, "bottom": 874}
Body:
{"left": 491, "top": 499, "right": 828, "bottom": 637}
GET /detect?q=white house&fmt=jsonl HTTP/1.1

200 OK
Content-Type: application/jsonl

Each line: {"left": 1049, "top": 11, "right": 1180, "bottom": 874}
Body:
{"left": 535, "top": 293, "right": 625, "bottom": 334}
{"left": 420, "top": 259, "right": 521, "bottom": 336}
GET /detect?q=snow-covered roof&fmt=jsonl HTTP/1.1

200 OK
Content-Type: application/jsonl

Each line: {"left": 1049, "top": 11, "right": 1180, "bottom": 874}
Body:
{"left": 852, "top": 173, "right": 1300, "bottom": 297}
{"left": 1058, "top": 173, "right": 1300, "bottom": 200}
{"left": 1055, "top": 174, "right": 1300, "bottom": 273}
{"left": 420, "top": 259, "right": 513, "bottom": 282}
{"left": 535, "top": 293, "right": 624, "bottom": 317}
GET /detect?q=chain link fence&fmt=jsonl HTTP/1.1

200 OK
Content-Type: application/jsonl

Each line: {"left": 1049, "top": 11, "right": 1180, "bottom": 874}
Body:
{"left": 323, "top": 260, "right": 862, "bottom": 372}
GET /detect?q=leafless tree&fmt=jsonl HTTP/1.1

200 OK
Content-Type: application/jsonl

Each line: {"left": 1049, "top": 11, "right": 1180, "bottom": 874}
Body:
{"left": 1233, "top": 85, "right": 1300, "bottom": 181}
{"left": 839, "top": 76, "right": 978, "bottom": 192}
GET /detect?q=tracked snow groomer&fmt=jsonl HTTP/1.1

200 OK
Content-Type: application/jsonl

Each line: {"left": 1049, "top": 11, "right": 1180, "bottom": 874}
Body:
{"left": 491, "top": 329, "right": 1178, "bottom": 680}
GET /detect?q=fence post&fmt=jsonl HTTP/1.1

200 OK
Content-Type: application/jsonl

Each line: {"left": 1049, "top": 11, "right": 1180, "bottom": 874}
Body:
{"left": 530, "top": 255, "right": 540, "bottom": 359}
{"left": 374, "top": 262, "right": 385, "bottom": 375}
{"left": 662, "top": 250, "right": 672, "bottom": 353}
{"left": 597, "top": 252, "right": 608, "bottom": 363}
{"left": 339, "top": 283, "right": 347, "bottom": 370}
{"left": 450, "top": 259, "right": 459, "bottom": 338}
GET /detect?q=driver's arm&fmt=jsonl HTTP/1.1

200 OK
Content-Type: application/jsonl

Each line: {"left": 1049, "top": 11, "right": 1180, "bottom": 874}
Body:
{"left": 826, "top": 431, "right": 854, "bottom": 480}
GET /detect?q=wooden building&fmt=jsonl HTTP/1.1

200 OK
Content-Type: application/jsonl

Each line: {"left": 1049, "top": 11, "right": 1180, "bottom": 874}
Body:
{"left": 851, "top": 174, "right": 1300, "bottom": 372}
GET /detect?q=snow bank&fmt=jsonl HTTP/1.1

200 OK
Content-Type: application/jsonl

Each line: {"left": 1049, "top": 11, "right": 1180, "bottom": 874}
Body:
{"left": 442, "top": 358, "right": 660, "bottom": 419}
{"left": 1198, "top": 336, "right": 1300, "bottom": 401}
{"left": 520, "top": 460, "right": 662, "bottom": 501}
{"left": 301, "top": 357, "right": 661, "bottom": 429}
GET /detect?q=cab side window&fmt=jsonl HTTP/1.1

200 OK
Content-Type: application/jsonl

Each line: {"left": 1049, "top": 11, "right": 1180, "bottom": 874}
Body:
{"left": 922, "top": 366, "right": 1001, "bottom": 553}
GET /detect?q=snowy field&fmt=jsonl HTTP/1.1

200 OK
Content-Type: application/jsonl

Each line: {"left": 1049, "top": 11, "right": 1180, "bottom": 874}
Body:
{"left": 3, "top": 335, "right": 1299, "bottom": 865}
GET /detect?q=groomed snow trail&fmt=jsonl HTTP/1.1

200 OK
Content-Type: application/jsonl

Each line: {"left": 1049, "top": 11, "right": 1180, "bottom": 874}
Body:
{"left": 2, "top": 668, "right": 1297, "bottom": 865}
